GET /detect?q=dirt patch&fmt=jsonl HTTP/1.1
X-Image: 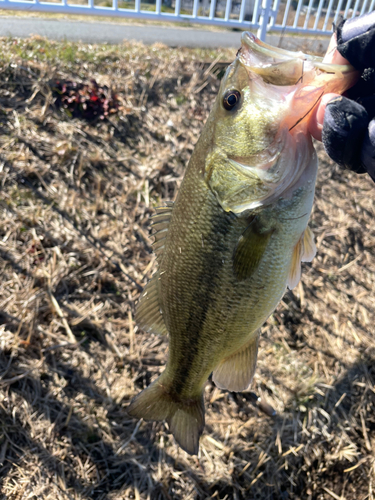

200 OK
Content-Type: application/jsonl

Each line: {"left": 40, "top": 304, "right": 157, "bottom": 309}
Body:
{"left": 0, "top": 37, "right": 374, "bottom": 500}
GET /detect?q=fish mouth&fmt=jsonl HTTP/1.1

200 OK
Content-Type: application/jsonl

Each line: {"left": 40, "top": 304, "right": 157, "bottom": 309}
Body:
{"left": 239, "top": 32, "right": 353, "bottom": 86}
{"left": 240, "top": 32, "right": 323, "bottom": 66}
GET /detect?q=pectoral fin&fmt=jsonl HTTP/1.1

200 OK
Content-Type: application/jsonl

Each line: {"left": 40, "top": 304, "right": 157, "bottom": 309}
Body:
{"left": 212, "top": 334, "right": 259, "bottom": 392}
{"left": 301, "top": 226, "right": 316, "bottom": 262}
{"left": 136, "top": 272, "right": 168, "bottom": 335}
{"left": 233, "top": 218, "right": 274, "bottom": 281}
{"left": 287, "top": 226, "right": 316, "bottom": 290}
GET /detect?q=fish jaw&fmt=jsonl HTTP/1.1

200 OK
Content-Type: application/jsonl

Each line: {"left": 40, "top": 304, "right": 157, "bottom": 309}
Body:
{"left": 239, "top": 31, "right": 359, "bottom": 131}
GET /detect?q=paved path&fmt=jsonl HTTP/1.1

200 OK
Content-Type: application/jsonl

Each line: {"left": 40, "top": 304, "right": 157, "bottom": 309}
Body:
{"left": 0, "top": 17, "right": 243, "bottom": 47}
{"left": 0, "top": 16, "right": 330, "bottom": 51}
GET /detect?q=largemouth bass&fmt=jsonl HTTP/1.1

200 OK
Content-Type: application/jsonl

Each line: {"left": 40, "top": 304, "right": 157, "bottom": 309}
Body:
{"left": 127, "top": 33, "right": 357, "bottom": 455}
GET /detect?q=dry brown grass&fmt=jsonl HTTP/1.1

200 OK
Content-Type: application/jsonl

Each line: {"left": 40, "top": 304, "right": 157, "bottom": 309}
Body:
{"left": 0, "top": 36, "right": 374, "bottom": 500}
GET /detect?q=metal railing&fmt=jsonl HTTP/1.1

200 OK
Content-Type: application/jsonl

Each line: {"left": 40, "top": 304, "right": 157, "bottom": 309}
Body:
{"left": 0, "top": 0, "right": 373, "bottom": 40}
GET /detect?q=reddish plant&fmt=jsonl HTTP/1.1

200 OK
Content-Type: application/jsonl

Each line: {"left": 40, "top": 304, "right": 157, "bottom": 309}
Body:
{"left": 51, "top": 78, "right": 119, "bottom": 120}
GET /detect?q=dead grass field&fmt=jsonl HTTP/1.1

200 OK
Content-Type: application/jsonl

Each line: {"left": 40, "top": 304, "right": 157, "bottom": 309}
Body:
{"left": 0, "top": 36, "right": 374, "bottom": 500}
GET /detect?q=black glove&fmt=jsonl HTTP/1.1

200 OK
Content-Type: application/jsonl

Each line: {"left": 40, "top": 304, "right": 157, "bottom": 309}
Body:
{"left": 322, "top": 11, "right": 375, "bottom": 182}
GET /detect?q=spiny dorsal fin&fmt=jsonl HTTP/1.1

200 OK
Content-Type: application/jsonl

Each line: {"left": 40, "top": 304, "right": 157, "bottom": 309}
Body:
{"left": 151, "top": 202, "right": 174, "bottom": 258}
{"left": 212, "top": 333, "right": 259, "bottom": 392}
{"left": 287, "top": 226, "right": 316, "bottom": 290}
{"left": 233, "top": 217, "right": 274, "bottom": 281}
{"left": 136, "top": 272, "right": 168, "bottom": 335}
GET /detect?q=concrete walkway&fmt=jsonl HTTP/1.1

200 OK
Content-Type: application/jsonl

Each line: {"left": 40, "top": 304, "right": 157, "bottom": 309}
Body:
{"left": 0, "top": 16, "right": 330, "bottom": 51}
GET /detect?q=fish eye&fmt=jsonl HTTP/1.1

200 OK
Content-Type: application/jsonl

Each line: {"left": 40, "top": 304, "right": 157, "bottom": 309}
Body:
{"left": 223, "top": 89, "right": 241, "bottom": 111}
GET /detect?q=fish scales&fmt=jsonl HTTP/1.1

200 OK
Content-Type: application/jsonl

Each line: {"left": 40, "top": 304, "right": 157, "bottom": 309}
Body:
{"left": 159, "top": 152, "right": 298, "bottom": 391}
{"left": 127, "top": 32, "right": 359, "bottom": 454}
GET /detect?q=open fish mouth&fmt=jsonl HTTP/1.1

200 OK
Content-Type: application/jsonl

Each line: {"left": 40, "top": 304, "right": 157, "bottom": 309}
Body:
{"left": 210, "top": 32, "right": 358, "bottom": 215}
{"left": 239, "top": 32, "right": 354, "bottom": 86}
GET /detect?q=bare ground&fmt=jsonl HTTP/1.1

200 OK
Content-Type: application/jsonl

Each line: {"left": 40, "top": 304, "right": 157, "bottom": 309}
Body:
{"left": 0, "top": 36, "right": 374, "bottom": 500}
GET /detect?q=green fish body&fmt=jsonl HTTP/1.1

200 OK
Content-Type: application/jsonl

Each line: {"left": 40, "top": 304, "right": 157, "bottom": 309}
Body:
{"left": 127, "top": 33, "right": 358, "bottom": 454}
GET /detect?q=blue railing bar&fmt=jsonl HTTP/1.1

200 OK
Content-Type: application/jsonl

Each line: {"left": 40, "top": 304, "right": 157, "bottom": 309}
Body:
{"left": 271, "top": 24, "right": 339, "bottom": 34}
{"left": 224, "top": 0, "right": 232, "bottom": 21}
{"left": 333, "top": 0, "right": 345, "bottom": 25}
{"left": 292, "top": 0, "right": 304, "bottom": 29}
{"left": 322, "top": 0, "right": 335, "bottom": 31}
{"left": 269, "top": 0, "right": 280, "bottom": 28}
{"left": 344, "top": 0, "right": 353, "bottom": 18}
{"left": 209, "top": 0, "right": 216, "bottom": 19}
{"left": 238, "top": 0, "right": 246, "bottom": 23}
{"left": 251, "top": 0, "right": 262, "bottom": 26}
{"left": 369, "top": 0, "right": 375, "bottom": 12}
{"left": 192, "top": 0, "right": 198, "bottom": 18}
{"left": 313, "top": 0, "right": 326, "bottom": 30}
{"left": 257, "top": 0, "right": 273, "bottom": 40}
{"left": 303, "top": 0, "right": 315, "bottom": 30}
{"left": 360, "top": 0, "right": 369, "bottom": 16}
{"left": 0, "top": 1, "right": 264, "bottom": 27}
{"left": 1, "top": 0, "right": 365, "bottom": 38}
{"left": 281, "top": 0, "right": 292, "bottom": 27}
{"left": 351, "top": 0, "right": 361, "bottom": 17}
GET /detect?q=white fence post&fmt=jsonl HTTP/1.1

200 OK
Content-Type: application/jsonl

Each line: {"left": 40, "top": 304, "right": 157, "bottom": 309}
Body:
{"left": 224, "top": 0, "right": 233, "bottom": 21}
{"left": 0, "top": 0, "right": 372, "bottom": 38}
{"left": 209, "top": 0, "right": 217, "bottom": 20}
{"left": 257, "top": 0, "right": 273, "bottom": 41}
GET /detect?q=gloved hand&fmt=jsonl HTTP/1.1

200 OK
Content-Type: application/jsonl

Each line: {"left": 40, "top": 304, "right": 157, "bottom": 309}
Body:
{"left": 309, "top": 11, "right": 375, "bottom": 182}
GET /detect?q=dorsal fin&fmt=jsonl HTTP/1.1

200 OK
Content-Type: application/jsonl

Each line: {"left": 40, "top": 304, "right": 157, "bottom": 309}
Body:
{"left": 287, "top": 226, "right": 316, "bottom": 290}
{"left": 136, "top": 272, "right": 168, "bottom": 335}
{"left": 136, "top": 202, "right": 174, "bottom": 335}
{"left": 151, "top": 202, "right": 174, "bottom": 259}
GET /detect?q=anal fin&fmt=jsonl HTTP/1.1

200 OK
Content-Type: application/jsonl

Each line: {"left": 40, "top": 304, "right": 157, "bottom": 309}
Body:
{"left": 136, "top": 272, "right": 168, "bottom": 335}
{"left": 212, "top": 334, "right": 259, "bottom": 392}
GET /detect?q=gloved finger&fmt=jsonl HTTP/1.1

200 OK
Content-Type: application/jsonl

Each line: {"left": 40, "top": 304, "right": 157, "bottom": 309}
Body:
{"left": 361, "top": 119, "right": 375, "bottom": 181}
{"left": 336, "top": 11, "right": 375, "bottom": 71}
{"left": 345, "top": 66, "right": 375, "bottom": 102}
{"left": 322, "top": 96, "right": 369, "bottom": 173}
{"left": 322, "top": 32, "right": 350, "bottom": 65}
{"left": 358, "top": 95, "right": 375, "bottom": 120}
{"left": 309, "top": 93, "right": 341, "bottom": 141}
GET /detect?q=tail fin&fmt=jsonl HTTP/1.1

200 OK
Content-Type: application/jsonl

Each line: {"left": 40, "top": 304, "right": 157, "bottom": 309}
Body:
{"left": 127, "top": 376, "right": 205, "bottom": 455}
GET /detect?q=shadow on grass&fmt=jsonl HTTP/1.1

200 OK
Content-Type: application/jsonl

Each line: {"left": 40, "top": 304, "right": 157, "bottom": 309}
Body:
{"left": 234, "top": 351, "right": 375, "bottom": 499}
{"left": 0, "top": 247, "right": 33, "bottom": 280}
{"left": 0, "top": 333, "right": 374, "bottom": 499}
{"left": 0, "top": 347, "right": 173, "bottom": 499}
